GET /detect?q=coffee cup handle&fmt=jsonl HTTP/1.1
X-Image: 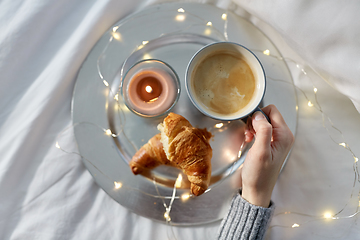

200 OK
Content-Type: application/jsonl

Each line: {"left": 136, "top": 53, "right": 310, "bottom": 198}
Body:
{"left": 252, "top": 107, "right": 271, "bottom": 123}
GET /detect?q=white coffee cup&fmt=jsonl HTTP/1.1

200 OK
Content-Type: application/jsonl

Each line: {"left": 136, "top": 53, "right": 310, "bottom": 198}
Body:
{"left": 185, "top": 42, "right": 267, "bottom": 121}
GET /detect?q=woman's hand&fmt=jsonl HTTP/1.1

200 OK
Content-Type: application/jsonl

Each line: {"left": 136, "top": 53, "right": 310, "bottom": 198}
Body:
{"left": 241, "top": 104, "right": 294, "bottom": 207}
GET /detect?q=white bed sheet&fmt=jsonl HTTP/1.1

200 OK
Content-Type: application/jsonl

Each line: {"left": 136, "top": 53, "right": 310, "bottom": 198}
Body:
{"left": 1, "top": 0, "right": 359, "bottom": 239}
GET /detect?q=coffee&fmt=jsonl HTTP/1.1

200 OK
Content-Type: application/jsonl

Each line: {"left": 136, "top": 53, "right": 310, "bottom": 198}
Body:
{"left": 192, "top": 52, "right": 256, "bottom": 115}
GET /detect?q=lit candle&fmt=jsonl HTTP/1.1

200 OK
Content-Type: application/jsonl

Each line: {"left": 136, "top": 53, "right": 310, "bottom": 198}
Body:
{"left": 123, "top": 60, "right": 180, "bottom": 117}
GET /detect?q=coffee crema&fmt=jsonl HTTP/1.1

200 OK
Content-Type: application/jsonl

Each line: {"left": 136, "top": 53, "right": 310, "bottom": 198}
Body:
{"left": 192, "top": 52, "right": 256, "bottom": 115}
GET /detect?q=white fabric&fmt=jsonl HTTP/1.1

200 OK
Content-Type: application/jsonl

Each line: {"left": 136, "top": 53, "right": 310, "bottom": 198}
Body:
{"left": 0, "top": 0, "right": 359, "bottom": 239}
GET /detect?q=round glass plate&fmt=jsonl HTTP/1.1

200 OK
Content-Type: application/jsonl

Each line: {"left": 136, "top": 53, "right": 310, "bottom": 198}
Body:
{"left": 72, "top": 2, "right": 297, "bottom": 225}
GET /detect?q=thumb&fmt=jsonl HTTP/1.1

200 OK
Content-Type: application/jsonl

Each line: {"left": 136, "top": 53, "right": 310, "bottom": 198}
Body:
{"left": 251, "top": 111, "right": 272, "bottom": 148}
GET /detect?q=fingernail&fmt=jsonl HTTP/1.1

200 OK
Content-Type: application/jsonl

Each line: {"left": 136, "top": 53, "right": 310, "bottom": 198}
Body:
{"left": 254, "top": 111, "right": 265, "bottom": 121}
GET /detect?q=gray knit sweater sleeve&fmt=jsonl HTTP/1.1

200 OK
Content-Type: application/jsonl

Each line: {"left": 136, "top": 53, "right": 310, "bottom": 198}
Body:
{"left": 217, "top": 192, "right": 275, "bottom": 240}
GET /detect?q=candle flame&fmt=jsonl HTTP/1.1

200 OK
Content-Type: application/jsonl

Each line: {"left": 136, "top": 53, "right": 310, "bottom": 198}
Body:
{"left": 145, "top": 85, "right": 153, "bottom": 93}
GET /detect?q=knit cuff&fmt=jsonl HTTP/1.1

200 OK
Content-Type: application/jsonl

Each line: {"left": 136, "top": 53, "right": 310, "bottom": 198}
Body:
{"left": 217, "top": 192, "right": 275, "bottom": 240}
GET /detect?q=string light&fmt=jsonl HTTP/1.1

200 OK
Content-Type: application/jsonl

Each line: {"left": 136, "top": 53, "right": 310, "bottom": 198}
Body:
{"left": 103, "top": 80, "right": 109, "bottom": 87}
{"left": 323, "top": 212, "right": 333, "bottom": 219}
{"left": 112, "top": 32, "right": 121, "bottom": 41}
{"left": 215, "top": 123, "right": 224, "bottom": 128}
{"left": 57, "top": 7, "right": 360, "bottom": 234}
{"left": 142, "top": 53, "right": 152, "bottom": 59}
{"left": 181, "top": 193, "right": 190, "bottom": 201}
{"left": 105, "top": 129, "right": 112, "bottom": 136}
{"left": 292, "top": 223, "right": 300, "bottom": 228}
{"left": 259, "top": 45, "right": 360, "bottom": 231}
{"left": 114, "top": 181, "right": 122, "bottom": 189}
{"left": 204, "top": 28, "right": 212, "bottom": 35}
{"left": 263, "top": 49, "right": 270, "bottom": 55}
{"left": 175, "top": 14, "right": 186, "bottom": 22}
{"left": 339, "top": 142, "right": 347, "bottom": 148}
{"left": 164, "top": 211, "right": 171, "bottom": 221}
{"left": 175, "top": 174, "right": 183, "bottom": 188}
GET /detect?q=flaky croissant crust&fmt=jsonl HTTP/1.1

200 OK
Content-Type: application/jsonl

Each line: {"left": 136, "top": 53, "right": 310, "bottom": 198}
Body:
{"left": 129, "top": 113, "right": 213, "bottom": 196}
{"left": 159, "top": 113, "right": 212, "bottom": 196}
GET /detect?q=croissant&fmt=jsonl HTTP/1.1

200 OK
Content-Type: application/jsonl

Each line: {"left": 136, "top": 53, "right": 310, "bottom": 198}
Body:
{"left": 158, "top": 113, "right": 213, "bottom": 196}
{"left": 129, "top": 113, "right": 213, "bottom": 196}
{"left": 129, "top": 133, "right": 174, "bottom": 175}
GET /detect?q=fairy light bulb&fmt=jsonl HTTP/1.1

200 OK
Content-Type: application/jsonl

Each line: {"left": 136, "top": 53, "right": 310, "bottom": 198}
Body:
{"left": 324, "top": 212, "right": 333, "bottom": 219}
{"left": 314, "top": 87, "right": 318, "bottom": 93}
{"left": 339, "top": 142, "right": 347, "bottom": 148}
{"left": 175, "top": 174, "right": 183, "bottom": 188}
{"left": 181, "top": 193, "right": 190, "bottom": 201}
{"left": 354, "top": 156, "right": 359, "bottom": 163}
{"left": 215, "top": 123, "right": 224, "bottom": 128}
{"left": 103, "top": 80, "right": 109, "bottom": 87}
{"left": 221, "top": 13, "right": 227, "bottom": 20}
{"left": 206, "top": 21, "right": 212, "bottom": 26}
{"left": 292, "top": 223, "right": 300, "bottom": 228}
{"left": 114, "top": 181, "right": 122, "bottom": 189}
{"left": 112, "top": 32, "right": 121, "bottom": 41}
{"left": 175, "top": 14, "right": 185, "bottom": 21}
{"left": 204, "top": 28, "right": 212, "bottom": 35}
{"left": 114, "top": 93, "right": 119, "bottom": 101}
{"left": 55, "top": 142, "right": 60, "bottom": 149}
{"left": 142, "top": 40, "right": 149, "bottom": 45}
{"left": 164, "top": 211, "right": 171, "bottom": 221}
{"left": 263, "top": 49, "right": 270, "bottom": 55}
{"left": 177, "top": 8, "right": 185, "bottom": 13}
{"left": 105, "top": 129, "right": 112, "bottom": 136}
{"left": 308, "top": 101, "right": 314, "bottom": 107}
